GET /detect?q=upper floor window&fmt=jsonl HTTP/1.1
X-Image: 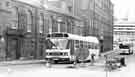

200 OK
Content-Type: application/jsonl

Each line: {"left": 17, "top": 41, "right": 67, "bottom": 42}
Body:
{"left": 27, "top": 10, "right": 32, "bottom": 32}
{"left": 68, "top": 6, "right": 72, "bottom": 12}
{"left": 0, "top": 2, "right": 2, "bottom": 6}
{"left": 6, "top": 2, "right": 10, "bottom": 7}
{"left": 39, "top": 13, "right": 44, "bottom": 33}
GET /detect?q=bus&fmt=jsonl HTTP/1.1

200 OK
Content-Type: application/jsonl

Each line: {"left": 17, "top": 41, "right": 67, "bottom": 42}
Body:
{"left": 119, "top": 43, "right": 133, "bottom": 55}
{"left": 45, "top": 32, "right": 100, "bottom": 63}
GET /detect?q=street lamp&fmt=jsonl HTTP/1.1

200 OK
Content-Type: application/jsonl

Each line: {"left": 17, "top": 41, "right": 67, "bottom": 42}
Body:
{"left": 57, "top": 16, "right": 63, "bottom": 32}
{"left": 99, "top": 33, "right": 104, "bottom": 53}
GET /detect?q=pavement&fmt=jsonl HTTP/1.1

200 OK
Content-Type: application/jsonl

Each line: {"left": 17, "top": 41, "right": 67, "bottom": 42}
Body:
{"left": 0, "top": 59, "right": 46, "bottom": 66}
{"left": 0, "top": 57, "right": 105, "bottom": 66}
{"left": 0, "top": 52, "right": 134, "bottom": 77}
{"left": 0, "top": 49, "right": 129, "bottom": 66}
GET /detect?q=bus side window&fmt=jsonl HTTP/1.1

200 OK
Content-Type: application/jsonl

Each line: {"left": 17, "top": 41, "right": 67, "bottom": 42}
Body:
{"left": 75, "top": 40, "right": 79, "bottom": 48}
{"left": 94, "top": 44, "right": 97, "bottom": 49}
{"left": 95, "top": 44, "right": 99, "bottom": 49}
{"left": 84, "top": 42, "right": 88, "bottom": 48}
{"left": 88, "top": 42, "right": 91, "bottom": 49}
{"left": 91, "top": 43, "right": 94, "bottom": 49}
{"left": 80, "top": 41, "right": 83, "bottom": 48}
{"left": 94, "top": 44, "right": 98, "bottom": 49}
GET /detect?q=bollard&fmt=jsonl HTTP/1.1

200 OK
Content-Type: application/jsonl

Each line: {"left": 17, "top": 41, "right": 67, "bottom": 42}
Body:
{"left": 72, "top": 61, "right": 77, "bottom": 68}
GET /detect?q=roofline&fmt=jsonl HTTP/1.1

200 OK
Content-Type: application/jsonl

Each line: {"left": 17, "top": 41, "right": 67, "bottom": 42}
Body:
{"left": 12, "top": 0, "right": 42, "bottom": 9}
{"left": 12, "top": 0, "right": 82, "bottom": 21}
{"left": 114, "top": 23, "right": 135, "bottom": 25}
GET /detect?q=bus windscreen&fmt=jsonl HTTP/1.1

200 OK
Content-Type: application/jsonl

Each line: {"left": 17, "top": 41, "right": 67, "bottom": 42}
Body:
{"left": 46, "top": 39, "right": 68, "bottom": 49}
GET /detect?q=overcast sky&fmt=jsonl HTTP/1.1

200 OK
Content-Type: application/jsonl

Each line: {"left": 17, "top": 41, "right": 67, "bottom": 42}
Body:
{"left": 112, "top": 0, "right": 135, "bottom": 21}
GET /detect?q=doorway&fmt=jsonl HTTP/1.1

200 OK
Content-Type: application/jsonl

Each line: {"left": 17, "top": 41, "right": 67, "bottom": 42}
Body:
{"left": 7, "top": 38, "right": 21, "bottom": 60}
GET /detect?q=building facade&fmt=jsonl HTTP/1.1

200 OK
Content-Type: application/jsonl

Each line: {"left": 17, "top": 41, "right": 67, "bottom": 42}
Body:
{"left": 73, "top": 0, "right": 114, "bottom": 52}
{"left": 0, "top": 0, "right": 83, "bottom": 61}
{"left": 41, "top": 0, "right": 84, "bottom": 35}
{"left": 0, "top": 0, "right": 15, "bottom": 60}
{"left": 114, "top": 23, "right": 135, "bottom": 48}
{"left": 1, "top": 0, "right": 47, "bottom": 60}
{"left": 0, "top": 0, "right": 113, "bottom": 61}
{"left": 23, "top": 0, "right": 114, "bottom": 52}
{"left": 45, "top": 0, "right": 114, "bottom": 52}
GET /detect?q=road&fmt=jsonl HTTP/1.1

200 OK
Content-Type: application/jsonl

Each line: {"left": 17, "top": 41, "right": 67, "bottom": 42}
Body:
{"left": 0, "top": 54, "right": 135, "bottom": 77}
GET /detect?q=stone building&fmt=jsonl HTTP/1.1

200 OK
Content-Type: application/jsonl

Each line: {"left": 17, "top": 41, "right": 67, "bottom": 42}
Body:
{"left": 73, "top": 0, "right": 114, "bottom": 52}
{"left": 0, "top": 0, "right": 114, "bottom": 61}
{"left": 40, "top": 0, "right": 84, "bottom": 35}
{"left": 0, "top": 0, "right": 46, "bottom": 60}
{"left": 114, "top": 22, "right": 135, "bottom": 49}
{"left": 0, "top": 0, "right": 83, "bottom": 60}
{"left": 0, "top": 0, "right": 15, "bottom": 60}
{"left": 41, "top": 0, "right": 114, "bottom": 52}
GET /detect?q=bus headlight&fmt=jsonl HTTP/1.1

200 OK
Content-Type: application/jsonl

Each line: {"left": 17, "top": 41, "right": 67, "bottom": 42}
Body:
{"left": 63, "top": 52, "right": 68, "bottom": 56}
{"left": 46, "top": 52, "right": 49, "bottom": 55}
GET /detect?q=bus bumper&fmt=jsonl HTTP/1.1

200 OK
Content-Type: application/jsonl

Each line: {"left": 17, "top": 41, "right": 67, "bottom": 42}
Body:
{"left": 45, "top": 57, "right": 70, "bottom": 62}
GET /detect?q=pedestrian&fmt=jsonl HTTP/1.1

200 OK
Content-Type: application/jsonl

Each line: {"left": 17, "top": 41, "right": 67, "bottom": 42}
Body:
{"left": 91, "top": 53, "right": 95, "bottom": 65}
{"left": 120, "top": 57, "right": 126, "bottom": 67}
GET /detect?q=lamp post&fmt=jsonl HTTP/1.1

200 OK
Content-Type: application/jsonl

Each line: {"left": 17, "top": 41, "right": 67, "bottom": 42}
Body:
{"left": 99, "top": 34, "right": 104, "bottom": 53}
{"left": 57, "top": 17, "right": 63, "bottom": 32}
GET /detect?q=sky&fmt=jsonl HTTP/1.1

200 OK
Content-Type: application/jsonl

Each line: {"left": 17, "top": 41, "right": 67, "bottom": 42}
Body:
{"left": 111, "top": 0, "right": 135, "bottom": 21}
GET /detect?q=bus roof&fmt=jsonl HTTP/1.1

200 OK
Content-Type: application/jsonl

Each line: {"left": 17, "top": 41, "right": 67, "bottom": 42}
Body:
{"left": 47, "top": 33, "right": 99, "bottom": 44}
{"left": 67, "top": 34, "right": 99, "bottom": 44}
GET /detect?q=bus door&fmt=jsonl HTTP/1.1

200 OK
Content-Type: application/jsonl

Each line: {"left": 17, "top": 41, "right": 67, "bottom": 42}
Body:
{"left": 69, "top": 40, "right": 75, "bottom": 55}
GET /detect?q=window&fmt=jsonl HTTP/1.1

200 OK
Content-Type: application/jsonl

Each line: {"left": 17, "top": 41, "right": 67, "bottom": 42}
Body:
{"left": 27, "top": 10, "right": 32, "bottom": 32}
{"left": 39, "top": 13, "right": 44, "bottom": 33}
{"left": 83, "top": 42, "right": 87, "bottom": 48}
{"left": 80, "top": 41, "right": 83, "bottom": 48}
{"left": 11, "top": 22, "right": 17, "bottom": 29}
{"left": 47, "top": 33, "right": 68, "bottom": 37}
{"left": 68, "top": 6, "right": 72, "bottom": 12}
{"left": 75, "top": 40, "right": 79, "bottom": 48}
{"left": 6, "top": 2, "right": 10, "bottom": 7}
{"left": 88, "top": 42, "right": 92, "bottom": 49}
{"left": 0, "top": 2, "right": 2, "bottom": 6}
{"left": 10, "top": 7, "right": 19, "bottom": 29}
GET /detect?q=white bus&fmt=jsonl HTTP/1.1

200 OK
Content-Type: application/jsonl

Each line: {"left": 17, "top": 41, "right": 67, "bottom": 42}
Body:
{"left": 45, "top": 32, "right": 100, "bottom": 63}
{"left": 119, "top": 43, "right": 133, "bottom": 55}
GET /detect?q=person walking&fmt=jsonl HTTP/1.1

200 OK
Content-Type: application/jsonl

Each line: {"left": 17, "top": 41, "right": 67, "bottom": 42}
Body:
{"left": 91, "top": 53, "right": 95, "bottom": 65}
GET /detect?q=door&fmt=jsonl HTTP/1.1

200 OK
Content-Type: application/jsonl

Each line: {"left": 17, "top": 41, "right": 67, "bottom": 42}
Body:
{"left": 7, "top": 38, "right": 20, "bottom": 60}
